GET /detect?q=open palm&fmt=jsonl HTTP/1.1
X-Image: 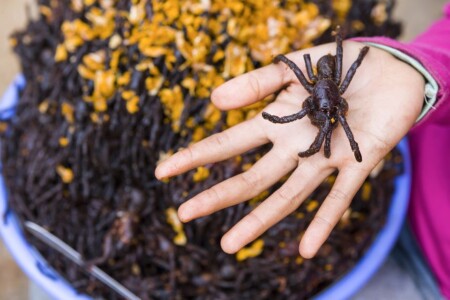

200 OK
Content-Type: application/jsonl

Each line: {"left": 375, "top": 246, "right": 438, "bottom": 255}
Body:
{"left": 155, "top": 41, "right": 424, "bottom": 258}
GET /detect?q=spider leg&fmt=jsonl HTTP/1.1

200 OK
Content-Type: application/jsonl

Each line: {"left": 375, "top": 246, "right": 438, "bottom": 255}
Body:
{"left": 85, "top": 233, "right": 114, "bottom": 267}
{"left": 303, "top": 54, "right": 318, "bottom": 83}
{"left": 298, "top": 117, "right": 331, "bottom": 158}
{"left": 338, "top": 97, "right": 349, "bottom": 113}
{"left": 336, "top": 111, "right": 362, "bottom": 162}
{"left": 334, "top": 26, "right": 343, "bottom": 85}
{"left": 273, "top": 54, "right": 314, "bottom": 93}
{"left": 339, "top": 46, "right": 369, "bottom": 95}
{"left": 324, "top": 129, "right": 332, "bottom": 158}
{"left": 262, "top": 107, "right": 310, "bottom": 124}
{"left": 262, "top": 96, "right": 313, "bottom": 124}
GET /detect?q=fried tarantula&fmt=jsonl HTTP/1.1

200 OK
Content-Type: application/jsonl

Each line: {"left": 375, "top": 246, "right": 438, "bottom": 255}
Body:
{"left": 262, "top": 27, "right": 369, "bottom": 162}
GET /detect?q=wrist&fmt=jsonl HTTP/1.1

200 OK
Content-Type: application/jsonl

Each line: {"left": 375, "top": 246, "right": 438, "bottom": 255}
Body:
{"left": 365, "top": 42, "right": 435, "bottom": 122}
{"left": 351, "top": 38, "right": 438, "bottom": 124}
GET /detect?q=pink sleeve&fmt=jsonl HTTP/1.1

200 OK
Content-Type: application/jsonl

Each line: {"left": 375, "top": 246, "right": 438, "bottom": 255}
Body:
{"left": 354, "top": 4, "right": 450, "bottom": 298}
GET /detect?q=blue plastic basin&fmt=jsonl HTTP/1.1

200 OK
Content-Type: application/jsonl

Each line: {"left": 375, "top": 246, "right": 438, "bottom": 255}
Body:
{"left": 0, "top": 75, "right": 412, "bottom": 300}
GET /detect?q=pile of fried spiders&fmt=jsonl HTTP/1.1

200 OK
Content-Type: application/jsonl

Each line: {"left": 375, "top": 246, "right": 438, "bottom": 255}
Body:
{"left": 262, "top": 27, "right": 369, "bottom": 162}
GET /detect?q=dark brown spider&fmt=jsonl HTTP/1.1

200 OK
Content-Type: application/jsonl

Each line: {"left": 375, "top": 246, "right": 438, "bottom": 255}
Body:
{"left": 262, "top": 27, "right": 369, "bottom": 162}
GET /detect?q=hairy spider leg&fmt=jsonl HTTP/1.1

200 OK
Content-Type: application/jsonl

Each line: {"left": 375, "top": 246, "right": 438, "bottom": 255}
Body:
{"left": 86, "top": 234, "right": 114, "bottom": 267}
{"left": 262, "top": 107, "right": 310, "bottom": 123}
{"left": 262, "top": 97, "right": 313, "bottom": 123}
{"left": 273, "top": 54, "right": 314, "bottom": 93}
{"left": 339, "top": 46, "right": 370, "bottom": 94}
{"left": 324, "top": 129, "right": 333, "bottom": 158}
{"left": 336, "top": 106, "right": 362, "bottom": 162}
{"left": 298, "top": 115, "right": 331, "bottom": 158}
{"left": 334, "top": 26, "right": 343, "bottom": 85}
{"left": 303, "top": 54, "right": 318, "bottom": 82}
{"left": 324, "top": 120, "right": 339, "bottom": 158}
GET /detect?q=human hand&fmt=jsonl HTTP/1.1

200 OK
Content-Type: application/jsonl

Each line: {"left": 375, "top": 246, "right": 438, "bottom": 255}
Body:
{"left": 155, "top": 41, "right": 424, "bottom": 258}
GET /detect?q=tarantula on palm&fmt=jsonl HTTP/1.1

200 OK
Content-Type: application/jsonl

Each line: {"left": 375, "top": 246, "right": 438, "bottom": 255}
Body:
{"left": 262, "top": 27, "right": 369, "bottom": 162}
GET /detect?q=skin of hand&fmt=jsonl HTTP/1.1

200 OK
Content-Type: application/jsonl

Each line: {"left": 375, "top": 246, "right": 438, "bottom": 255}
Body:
{"left": 155, "top": 41, "right": 425, "bottom": 259}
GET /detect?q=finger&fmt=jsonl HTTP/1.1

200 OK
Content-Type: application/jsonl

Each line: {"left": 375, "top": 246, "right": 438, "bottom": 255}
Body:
{"left": 299, "top": 167, "right": 369, "bottom": 258}
{"left": 211, "top": 43, "right": 337, "bottom": 111}
{"left": 178, "top": 147, "right": 298, "bottom": 222}
{"left": 221, "top": 162, "right": 332, "bottom": 254}
{"left": 155, "top": 118, "right": 268, "bottom": 179}
{"left": 211, "top": 60, "right": 297, "bottom": 110}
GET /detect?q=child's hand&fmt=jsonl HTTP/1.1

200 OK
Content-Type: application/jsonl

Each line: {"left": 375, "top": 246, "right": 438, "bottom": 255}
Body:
{"left": 155, "top": 41, "right": 424, "bottom": 258}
